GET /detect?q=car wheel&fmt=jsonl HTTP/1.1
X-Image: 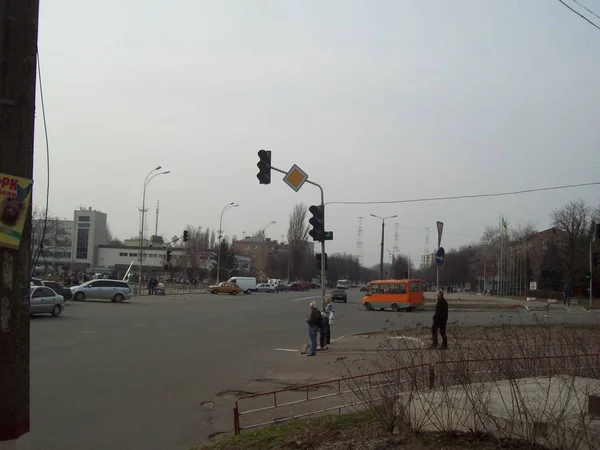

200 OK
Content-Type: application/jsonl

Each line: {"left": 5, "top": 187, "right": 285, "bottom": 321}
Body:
{"left": 343, "top": 299, "right": 347, "bottom": 303}
{"left": 51, "top": 304, "right": 62, "bottom": 317}
{"left": 365, "top": 302, "right": 372, "bottom": 311}
{"left": 112, "top": 293, "right": 125, "bottom": 303}
{"left": 245, "top": 289, "right": 252, "bottom": 295}
{"left": 74, "top": 292, "right": 85, "bottom": 301}
{"left": 391, "top": 303, "right": 400, "bottom": 312}
{"left": 211, "top": 290, "right": 219, "bottom": 294}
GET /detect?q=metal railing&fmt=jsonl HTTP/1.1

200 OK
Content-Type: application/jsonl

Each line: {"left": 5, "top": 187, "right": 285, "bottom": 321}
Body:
{"left": 233, "top": 353, "right": 600, "bottom": 435}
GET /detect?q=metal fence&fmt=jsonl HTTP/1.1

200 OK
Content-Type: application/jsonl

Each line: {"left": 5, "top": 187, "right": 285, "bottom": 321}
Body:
{"left": 233, "top": 353, "right": 600, "bottom": 435}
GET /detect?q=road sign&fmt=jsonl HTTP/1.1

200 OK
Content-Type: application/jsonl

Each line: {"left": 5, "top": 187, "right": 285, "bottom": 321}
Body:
{"left": 283, "top": 164, "right": 308, "bottom": 192}
{"left": 435, "top": 247, "right": 445, "bottom": 269}
{"left": 324, "top": 231, "right": 333, "bottom": 241}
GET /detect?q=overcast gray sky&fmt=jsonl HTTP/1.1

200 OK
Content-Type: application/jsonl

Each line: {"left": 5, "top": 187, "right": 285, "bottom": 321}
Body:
{"left": 33, "top": 0, "right": 600, "bottom": 266}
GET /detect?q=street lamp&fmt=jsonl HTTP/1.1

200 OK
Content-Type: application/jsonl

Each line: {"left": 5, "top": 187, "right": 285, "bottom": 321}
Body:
{"left": 216, "top": 202, "right": 239, "bottom": 283}
{"left": 139, "top": 167, "right": 169, "bottom": 294}
{"left": 371, "top": 214, "right": 397, "bottom": 280}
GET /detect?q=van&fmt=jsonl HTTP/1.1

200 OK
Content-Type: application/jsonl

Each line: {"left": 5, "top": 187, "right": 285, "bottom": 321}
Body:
{"left": 227, "top": 277, "right": 257, "bottom": 294}
{"left": 361, "top": 279, "right": 424, "bottom": 312}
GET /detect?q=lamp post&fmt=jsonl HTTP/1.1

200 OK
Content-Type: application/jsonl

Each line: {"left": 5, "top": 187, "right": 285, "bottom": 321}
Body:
{"left": 216, "top": 202, "right": 238, "bottom": 283}
{"left": 139, "top": 167, "right": 170, "bottom": 294}
{"left": 371, "top": 214, "right": 397, "bottom": 280}
{"left": 387, "top": 250, "right": 395, "bottom": 278}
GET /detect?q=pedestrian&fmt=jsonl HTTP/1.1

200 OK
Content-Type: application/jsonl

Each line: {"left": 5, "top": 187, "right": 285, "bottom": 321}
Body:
{"left": 430, "top": 289, "right": 448, "bottom": 350}
{"left": 306, "top": 301, "right": 322, "bottom": 357}
{"left": 324, "top": 297, "right": 335, "bottom": 346}
{"left": 319, "top": 308, "right": 329, "bottom": 350}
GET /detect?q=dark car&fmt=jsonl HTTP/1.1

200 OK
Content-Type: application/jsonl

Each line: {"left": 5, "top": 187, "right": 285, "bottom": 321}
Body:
{"left": 42, "top": 280, "right": 73, "bottom": 300}
{"left": 330, "top": 289, "right": 347, "bottom": 303}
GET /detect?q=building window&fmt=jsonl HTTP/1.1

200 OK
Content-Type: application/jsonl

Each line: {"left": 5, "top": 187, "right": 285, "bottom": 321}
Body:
{"left": 78, "top": 223, "right": 90, "bottom": 228}
{"left": 119, "top": 252, "right": 127, "bottom": 257}
{"left": 129, "top": 253, "right": 136, "bottom": 257}
{"left": 78, "top": 216, "right": 90, "bottom": 222}
{"left": 76, "top": 228, "right": 89, "bottom": 259}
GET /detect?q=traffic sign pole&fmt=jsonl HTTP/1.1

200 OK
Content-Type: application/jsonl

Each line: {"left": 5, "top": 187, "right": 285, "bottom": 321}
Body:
{"left": 269, "top": 165, "right": 327, "bottom": 310}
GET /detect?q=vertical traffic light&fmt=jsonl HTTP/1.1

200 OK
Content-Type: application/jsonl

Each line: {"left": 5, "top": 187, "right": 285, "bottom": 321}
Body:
{"left": 316, "top": 253, "right": 328, "bottom": 271}
{"left": 594, "top": 252, "right": 600, "bottom": 268}
{"left": 183, "top": 230, "right": 189, "bottom": 242}
{"left": 595, "top": 223, "right": 600, "bottom": 240}
{"left": 308, "top": 204, "right": 325, "bottom": 242}
{"left": 166, "top": 249, "right": 172, "bottom": 262}
{"left": 256, "top": 150, "right": 271, "bottom": 184}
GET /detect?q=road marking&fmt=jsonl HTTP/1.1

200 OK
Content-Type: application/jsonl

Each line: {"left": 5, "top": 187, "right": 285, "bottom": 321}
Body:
{"left": 292, "top": 295, "right": 321, "bottom": 302}
{"left": 133, "top": 323, "right": 147, "bottom": 327}
{"left": 274, "top": 348, "right": 299, "bottom": 352}
{"left": 81, "top": 331, "right": 97, "bottom": 334}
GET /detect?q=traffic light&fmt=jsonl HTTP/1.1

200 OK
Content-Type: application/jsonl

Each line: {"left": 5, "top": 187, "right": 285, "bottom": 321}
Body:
{"left": 164, "top": 264, "right": 168, "bottom": 271}
{"left": 316, "top": 253, "right": 328, "bottom": 270}
{"left": 323, "top": 231, "right": 333, "bottom": 241}
{"left": 586, "top": 271, "right": 591, "bottom": 281}
{"left": 256, "top": 150, "right": 271, "bottom": 184}
{"left": 183, "top": 230, "right": 189, "bottom": 242}
{"left": 594, "top": 252, "right": 600, "bottom": 268}
{"left": 308, "top": 204, "right": 325, "bottom": 242}
{"left": 595, "top": 223, "right": 600, "bottom": 239}
{"left": 166, "top": 249, "right": 172, "bottom": 262}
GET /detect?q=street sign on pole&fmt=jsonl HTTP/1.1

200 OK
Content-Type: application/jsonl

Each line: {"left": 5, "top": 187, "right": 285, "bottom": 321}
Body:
{"left": 436, "top": 247, "right": 445, "bottom": 269}
{"left": 283, "top": 164, "right": 308, "bottom": 192}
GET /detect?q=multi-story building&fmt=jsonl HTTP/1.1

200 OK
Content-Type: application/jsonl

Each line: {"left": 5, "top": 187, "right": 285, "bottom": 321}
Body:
{"left": 526, "top": 227, "right": 568, "bottom": 287}
{"left": 32, "top": 207, "right": 109, "bottom": 273}
{"left": 420, "top": 253, "right": 434, "bottom": 268}
{"left": 72, "top": 207, "right": 109, "bottom": 270}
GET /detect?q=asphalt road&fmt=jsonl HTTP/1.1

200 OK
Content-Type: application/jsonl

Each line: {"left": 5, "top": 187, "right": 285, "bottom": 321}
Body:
{"left": 30, "top": 289, "right": 600, "bottom": 450}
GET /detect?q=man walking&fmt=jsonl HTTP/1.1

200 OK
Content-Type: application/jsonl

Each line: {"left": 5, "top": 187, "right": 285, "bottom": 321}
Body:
{"left": 431, "top": 289, "right": 448, "bottom": 350}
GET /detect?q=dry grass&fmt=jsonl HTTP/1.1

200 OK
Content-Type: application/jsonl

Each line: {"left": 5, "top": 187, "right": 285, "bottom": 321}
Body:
{"left": 336, "top": 319, "right": 600, "bottom": 450}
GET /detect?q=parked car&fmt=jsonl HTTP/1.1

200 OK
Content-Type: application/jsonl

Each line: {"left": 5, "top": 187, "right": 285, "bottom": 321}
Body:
{"left": 227, "top": 277, "right": 257, "bottom": 294}
{"left": 30, "top": 286, "right": 65, "bottom": 317}
{"left": 71, "top": 279, "right": 132, "bottom": 302}
{"left": 360, "top": 285, "right": 369, "bottom": 292}
{"left": 330, "top": 289, "right": 348, "bottom": 303}
{"left": 42, "top": 280, "right": 73, "bottom": 300}
{"left": 257, "top": 283, "right": 276, "bottom": 293}
{"left": 30, "top": 277, "right": 43, "bottom": 287}
{"left": 289, "top": 281, "right": 309, "bottom": 292}
{"left": 208, "top": 282, "right": 243, "bottom": 295}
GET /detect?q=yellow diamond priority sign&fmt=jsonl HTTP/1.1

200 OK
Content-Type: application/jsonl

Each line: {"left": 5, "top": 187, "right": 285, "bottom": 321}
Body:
{"left": 283, "top": 164, "right": 308, "bottom": 192}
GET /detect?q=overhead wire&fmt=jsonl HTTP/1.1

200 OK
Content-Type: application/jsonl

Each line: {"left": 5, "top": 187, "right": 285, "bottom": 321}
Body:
{"left": 30, "top": 49, "right": 51, "bottom": 278}
{"left": 557, "top": 0, "right": 600, "bottom": 31}
{"left": 325, "top": 181, "right": 600, "bottom": 207}
{"left": 571, "top": 0, "right": 600, "bottom": 20}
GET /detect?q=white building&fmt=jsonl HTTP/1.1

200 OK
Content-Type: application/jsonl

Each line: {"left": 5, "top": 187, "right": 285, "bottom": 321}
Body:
{"left": 33, "top": 207, "right": 109, "bottom": 273}
{"left": 420, "top": 253, "right": 434, "bottom": 269}
{"left": 72, "top": 208, "right": 109, "bottom": 270}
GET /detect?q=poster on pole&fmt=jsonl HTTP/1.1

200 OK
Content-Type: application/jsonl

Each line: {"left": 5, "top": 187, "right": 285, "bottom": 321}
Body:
{"left": 436, "top": 221, "right": 444, "bottom": 249}
{"left": 0, "top": 173, "right": 33, "bottom": 250}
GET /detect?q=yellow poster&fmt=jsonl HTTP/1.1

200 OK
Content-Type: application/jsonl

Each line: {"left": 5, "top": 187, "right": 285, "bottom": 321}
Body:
{"left": 0, "top": 173, "right": 33, "bottom": 250}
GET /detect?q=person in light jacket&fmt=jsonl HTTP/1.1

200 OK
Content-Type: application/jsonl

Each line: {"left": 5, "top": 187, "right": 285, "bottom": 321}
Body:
{"left": 321, "top": 297, "right": 335, "bottom": 347}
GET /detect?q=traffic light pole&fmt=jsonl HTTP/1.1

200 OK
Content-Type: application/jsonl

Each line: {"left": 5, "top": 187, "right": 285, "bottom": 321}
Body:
{"left": 590, "top": 237, "right": 595, "bottom": 310}
{"left": 269, "top": 166, "right": 327, "bottom": 310}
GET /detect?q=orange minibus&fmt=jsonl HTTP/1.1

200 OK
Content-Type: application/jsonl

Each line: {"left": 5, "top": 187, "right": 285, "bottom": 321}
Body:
{"left": 361, "top": 279, "right": 425, "bottom": 312}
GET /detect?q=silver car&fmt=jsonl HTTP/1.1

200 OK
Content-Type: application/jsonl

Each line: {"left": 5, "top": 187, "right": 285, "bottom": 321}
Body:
{"left": 30, "top": 286, "right": 65, "bottom": 317}
{"left": 71, "top": 279, "right": 132, "bottom": 302}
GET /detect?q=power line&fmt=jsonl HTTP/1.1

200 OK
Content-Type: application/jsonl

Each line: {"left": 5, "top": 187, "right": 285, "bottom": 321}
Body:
{"left": 326, "top": 181, "right": 600, "bottom": 207}
{"left": 558, "top": 0, "right": 600, "bottom": 31}
{"left": 572, "top": 0, "right": 600, "bottom": 20}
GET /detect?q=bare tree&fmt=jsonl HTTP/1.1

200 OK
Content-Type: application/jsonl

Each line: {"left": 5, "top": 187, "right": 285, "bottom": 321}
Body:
{"left": 106, "top": 224, "right": 123, "bottom": 246}
{"left": 287, "top": 202, "right": 310, "bottom": 280}
{"left": 174, "top": 226, "right": 215, "bottom": 280}
{"left": 31, "top": 207, "right": 71, "bottom": 269}
{"left": 551, "top": 200, "right": 593, "bottom": 287}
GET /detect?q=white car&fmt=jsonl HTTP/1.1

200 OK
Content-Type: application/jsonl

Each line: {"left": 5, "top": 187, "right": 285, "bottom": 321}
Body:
{"left": 257, "top": 283, "right": 276, "bottom": 293}
{"left": 30, "top": 286, "right": 65, "bottom": 317}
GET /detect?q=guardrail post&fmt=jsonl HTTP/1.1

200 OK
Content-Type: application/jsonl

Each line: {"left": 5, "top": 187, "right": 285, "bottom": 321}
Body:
{"left": 233, "top": 406, "right": 240, "bottom": 435}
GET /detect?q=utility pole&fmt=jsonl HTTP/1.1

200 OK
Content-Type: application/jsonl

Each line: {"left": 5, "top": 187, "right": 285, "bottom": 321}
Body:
{"left": 371, "top": 214, "right": 397, "bottom": 280}
{"left": 0, "top": 1, "right": 40, "bottom": 448}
